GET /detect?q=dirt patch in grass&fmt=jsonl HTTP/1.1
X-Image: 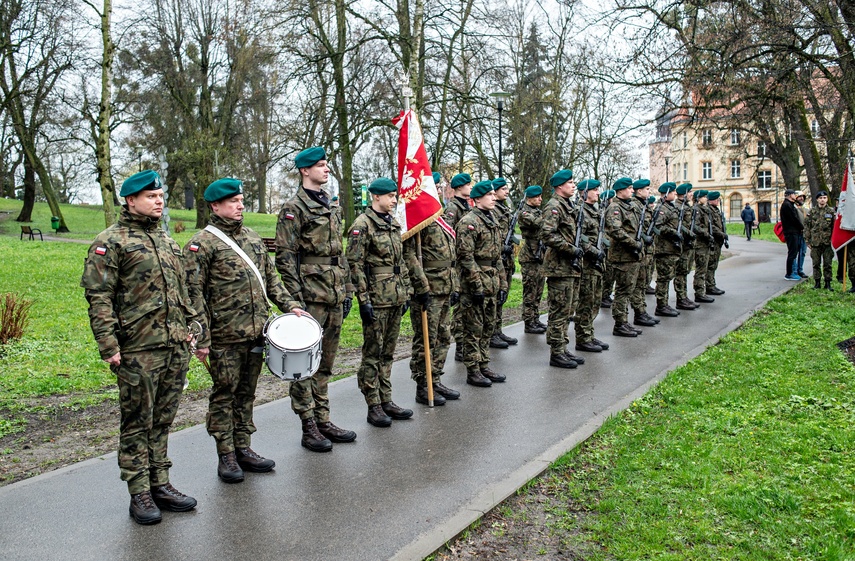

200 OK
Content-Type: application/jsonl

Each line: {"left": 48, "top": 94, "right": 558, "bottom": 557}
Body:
{"left": 837, "top": 336, "right": 855, "bottom": 366}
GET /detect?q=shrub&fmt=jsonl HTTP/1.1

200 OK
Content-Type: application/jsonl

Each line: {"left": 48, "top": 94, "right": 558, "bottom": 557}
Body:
{"left": 0, "top": 292, "right": 34, "bottom": 345}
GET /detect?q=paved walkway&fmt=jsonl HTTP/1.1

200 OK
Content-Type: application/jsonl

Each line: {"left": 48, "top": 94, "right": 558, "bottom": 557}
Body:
{"left": 0, "top": 238, "right": 791, "bottom": 561}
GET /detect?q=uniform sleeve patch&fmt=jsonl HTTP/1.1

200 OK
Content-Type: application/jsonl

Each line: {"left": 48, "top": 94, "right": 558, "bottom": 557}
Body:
{"left": 94, "top": 246, "right": 107, "bottom": 255}
{"left": 467, "top": 224, "right": 475, "bottom": 230}
{"left": 552, "top": 209, "right": 559, "bottom": 215}
{"left": 613, "top": 211, "right": 620, "bottom": 215}
{"left": 447, "top": 213, "right": 454, "bottom": 218}
{"left": 352, "top": 229, "right": 360, "bottom": 236}
{"left": 189, "top": 243, "right": 200, "bottom": 252}
{"left": 284, "top": 213, "right": 295, "bottom": 220}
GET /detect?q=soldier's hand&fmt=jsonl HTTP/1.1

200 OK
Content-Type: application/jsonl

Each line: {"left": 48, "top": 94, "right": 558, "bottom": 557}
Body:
{"left": 342, "top": 297, "right": 353, "bottom": 319}
{"left": 497, "top": 289, "right": 508, "bottom": 305}
{"left": 642, "top": 234, "right": 654, "bottom": 246}
{"left": 597, "top": 250, "right": 606, "bottom": 262}
{"left": 291, "top": 307, "right": 312, "bottom": 318}
{"left": 635, "top": 240, "right": 644, "bottom": 253}
{"left": 104, "top": 352, "right": 121, "bottom": 367}
{"left": 359, "top": 302, "right": 376, "bottom": 325}
{"left": 572, "top": 246, "right": 583, "bottom": 259}
{"left": 472, "top": 293, "right": 485, "bottom": 306}
{"left": 195, "top": 347, "right": 210, "bottom": 361}
{"left": 401, "top": 300, "right": 411, "bottom": 315}
{"left": 449, "top": 291, "right": 460, "bottom": 307}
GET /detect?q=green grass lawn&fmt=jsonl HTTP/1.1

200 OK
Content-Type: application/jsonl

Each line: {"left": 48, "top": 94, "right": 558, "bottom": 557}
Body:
{"left": 727, "top": 221, "right": 781, "bottom": 244}
{"left": 467, "top": 281, "right": 855, "bottom": 559}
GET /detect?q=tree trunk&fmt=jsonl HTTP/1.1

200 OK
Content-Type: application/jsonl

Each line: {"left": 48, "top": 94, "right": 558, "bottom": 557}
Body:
{"left": 790, "top": 102, "right": 828, "bottom": 199}
{"left": 16, "top": 159, "right": 35, "bottom": 222}
{"left": 333, "top": 0, "right": 354, "bottom": 228}
{"left": 97, "top": 0, "right": 116, "bottom": 227}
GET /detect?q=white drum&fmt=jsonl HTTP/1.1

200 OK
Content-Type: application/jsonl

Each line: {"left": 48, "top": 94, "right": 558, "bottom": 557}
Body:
{"left": 263, "top": 313, "right": 323, "bottom": 381}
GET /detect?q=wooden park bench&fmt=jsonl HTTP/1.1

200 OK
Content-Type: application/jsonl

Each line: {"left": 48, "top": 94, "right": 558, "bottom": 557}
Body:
{"left": 20, "top": 225, "right": 43, "bottom": 241}
{"left": 261, "top": 237, "right": 276, "bottom": 253}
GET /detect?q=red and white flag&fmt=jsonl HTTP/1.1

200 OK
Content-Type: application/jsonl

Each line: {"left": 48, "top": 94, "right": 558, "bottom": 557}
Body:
{"left": 392, "top": 109, "right": 455, "bottom": 241}
{"left": 831, "top": 166, "right": 855, "bottom": 251}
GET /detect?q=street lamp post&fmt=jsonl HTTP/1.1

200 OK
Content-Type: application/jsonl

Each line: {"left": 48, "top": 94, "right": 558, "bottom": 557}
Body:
{"left": 490, "top": 91, "right": 512, "bottom": 178}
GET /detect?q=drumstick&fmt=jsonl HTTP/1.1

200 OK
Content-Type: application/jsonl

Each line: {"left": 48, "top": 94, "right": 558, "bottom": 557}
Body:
{"left": 421, "top": 308, "right": 434, "bottom": 407}
{"left": 201, "top": 356, "right": 212, "bottom": 374}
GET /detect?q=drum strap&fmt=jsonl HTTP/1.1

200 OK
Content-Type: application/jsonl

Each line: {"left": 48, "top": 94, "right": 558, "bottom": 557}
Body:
{"left": 204, "top": 225, "right": 268, "bottom": 301}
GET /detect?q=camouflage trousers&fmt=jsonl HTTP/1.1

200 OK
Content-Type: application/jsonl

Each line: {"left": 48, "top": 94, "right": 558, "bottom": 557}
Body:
{"left": 631, "top": 253, "right": 651, "bottom": 314}
{"left": 674, "top": 248, "right": 694, "bottom": 300}
{"left": 602, "top": 260, "right": 615, "bottom": 300}
{"left": 574, "top": 269, "right": 603, "bottom": 344}
{"left": 655, "top": 253, "right": 680, "bottom": 306}
{"left": 290, "top": 302, "right": 340, "bottom": 422}
{"left": 610, "top": 261, "right": 642, "bottom": 324}
{"left": 569, "top": 273, "right": 581, "bottom": 318}
{"left": 521, "top": 260, "right": 545, "bottom": 323}
{"left": 494, "top": 255, "right": 515, "bottom": 333}
{"left": 459, "top": 293, "right": 497, "bottom": 371}
{"left": 409, "top": 294, "right": 451, "bottom": 385}
{"left": 706, "top": 243, "right": 722, "bottom": 289}
{"left": 114, "top": 344, "right": 189, "bottom": 495}
{"left": 357, "top": 305, "right": 402, "bottom": 406}
{"left": 647, "top": 253, "right": 656, "bottom": 288}
{"left": 811, "top": 243, "right": 833, "bottom": 281}
{"left": 207, "top": 339, "right": 264, "bottom": 454}
{"left": 693, "top": 246, "right": 712, "bottom": 296}
{"left": 547, "top": 276, "right": 576, "bottom": 355}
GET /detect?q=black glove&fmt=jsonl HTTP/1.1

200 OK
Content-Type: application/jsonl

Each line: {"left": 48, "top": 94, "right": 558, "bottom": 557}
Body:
{"left": 635, "top": 240, "right": 644, "bottom": 253}
{"left": 472, "top": 293, "right": 485, "bottom": 306}
{"left": 674, "top": 231, "right": 684, "bottom": 242}
{"left": 497, "top": 289, "right": 508, "bottom": 305}
{"left": 449, "top": 291, "right": 460, "bottom": 307}
{"left": 342, "top": 297, "right": 353, "bottom": 319}
{"left": 572, "top": 246, "right": 583, "bottom": 259}
{"left": 686, "top": 231, "right": 696, "bottom": 242}
{"left": 359, "top": 302, "right": 376, "bottom": 325}
{"left": 415, "top": 292, "right": 430, "bottom": 307}
{"left": 642, "top": 234, "right": 654, "bottom": 246}
{"left": 597, "top": 250, "right": 606, "bottom": 262}
{"left": 401, "top": 300, "right": 410, "bottom": 315}
{"left": 724, "top": 239, "right": 730, "bottom": 249}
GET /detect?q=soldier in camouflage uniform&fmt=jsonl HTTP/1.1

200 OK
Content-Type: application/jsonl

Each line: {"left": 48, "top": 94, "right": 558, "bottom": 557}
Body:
{"left": 645, "top": 195, "right": 658, "bottom": 293}
{"left": 519, "top": 185, "right": 547, "bottom": 334}
{"left": 444, "top": 173, "right": 472, "bottom": 362}
{"left": 600, "top": 189, "right": 616, "bottom": 308}
{"left": 276, "top": 146, "right": 357, "bottom": 451}
{"left": 673, "top": 183, "right": 699, "bottom": 310}
{"left": 805, "top": 190, "right": 834, "bottom": 289}
{"left": 347, "top": 178, "right": 413, "bottom": 427}
{"left": 574, "top": 180, "right": 610, "bottom": 353}
{"left": 541, "top": 169, "right": 586, "bottom": 368}
{"left": 456, "top": 180, "right": 508, "bottom": 386}
{"left": 185, "top": 178, "right": 305, "bottom": 480}
{"left": 629, "top": 179, "right": 658, "bottom": 328}
{"left": 605, "top": 177, "right": 645, "bottom": 338}
{"left": 491, "top": 177, "right": 518, "bottom": 348}
{"left": 692, "top": 190, "right": 716, "bottom": 304}
{"left": 706, "top": 192, "right": 727, "bottom": 296}
{"left": 81, "top": 170, "right": 199, "bottom": 525}
{"left": 652, "top": 182, "right": 682, "bottom": 318}
{"left": 404, "top": 172, "right": 461, "bottom": 406}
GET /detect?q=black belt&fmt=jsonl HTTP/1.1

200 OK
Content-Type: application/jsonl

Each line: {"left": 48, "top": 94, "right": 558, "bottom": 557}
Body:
{"left": 475, "top": 259, "right": 498, "bottom": 267}
{"left": 423, "top": 260, "right": 454, "bottom": 268}
{"left": 302, "top": 255, "right": 340, "bottom": 266}
{"left": 369, "top": 266, "right": 401, "bottom": 274}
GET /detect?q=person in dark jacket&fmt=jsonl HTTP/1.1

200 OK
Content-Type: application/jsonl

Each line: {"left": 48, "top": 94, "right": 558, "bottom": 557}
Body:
{"left": 780, "top": 189, "right": 802, "bottom": 280}
{"left": 740, "top": 204, "right": 756, "bottom": 240}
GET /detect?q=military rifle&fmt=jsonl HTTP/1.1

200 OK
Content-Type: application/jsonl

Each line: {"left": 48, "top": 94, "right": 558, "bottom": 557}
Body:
{"left": 689, "top": 202, "right": 699, "bottom": 241}
{"left": 720, "top": 207, "right": 730, "bottom": 249}
{"left": 571, "top": 197, "right": 585, "bottom": 272}
{"left": 593, "top": 200, "right": 609, "bottom": 272}
{"left": 645, "top": 198, "right": 664, "bottom": 237}
{"left": 502, "top": 196, "right": 525, "bottom": 259}
{"left": 632, "top": 200, "right": 648, "bottom": 259}
{"left": 674, "top": 198, "right": 687, "bottom": 250}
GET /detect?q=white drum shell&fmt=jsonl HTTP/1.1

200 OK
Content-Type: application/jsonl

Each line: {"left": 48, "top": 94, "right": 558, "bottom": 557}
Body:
{"left": 263, "top": 313, "right": 323, "bottom": 381}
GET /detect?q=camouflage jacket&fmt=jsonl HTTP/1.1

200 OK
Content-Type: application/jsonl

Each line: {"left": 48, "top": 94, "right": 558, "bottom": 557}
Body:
{"left": 680, "top": 199, "right": 696, "bottom": 251}
{"left": 805, "top": 205, "right": 834, "bottom": 246}
{"left": 495, "top": 200, "right": 515, "bottom": 268}
{"left": 605, "top": 196, "right": 642, "bottom": 263}
{"left": 518, "top": 203, "right": 544, "bottom": 263}
{"left": 654, "top": 200, "right": 681, "bottom": 255}
{"left": 80, "top": 207, "right": 199, "bottom": 360}
{"left": 275, "top": 187, "right": 352, "bottom": 307}
{"left": 456, "top": 207, "right": 508, "bottom": 296}
{"left": 692, "top": 203, "right": 714, "bottom": 248}
{"left": 710, "top": 205, "right": 727, "bottom": 246}
{"left": 442, "top": 196, "right": 470, "bottom": 230}
{"left": 541, "top": 195, "right": 582, "bottom": 277}
{"left": 346, "top": 207, "right": 411, "bottom": 308}
{"left": 580, "top": 201, "right": 604, "bottom": 272}
{"left": 403, "top": 219, "right": 458, "bottom": 296}
{"left": 184, "top": 214, "right": 300, "bottom": 347}
{"left": 633, "top": 195, "right": 654, "bottom": 256}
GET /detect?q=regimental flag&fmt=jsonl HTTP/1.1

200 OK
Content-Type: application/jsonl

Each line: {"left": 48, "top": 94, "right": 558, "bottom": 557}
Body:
{"left": 392, "top": 109, "right": 455, "bottom": 241}
{"left": 831, "top": 166, "right": 855, "bottom": 251}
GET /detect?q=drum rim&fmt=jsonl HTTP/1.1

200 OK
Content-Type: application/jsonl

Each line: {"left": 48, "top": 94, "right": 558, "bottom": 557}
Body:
{"left": 264, "top": 312, "right": 322, "bottom": 352}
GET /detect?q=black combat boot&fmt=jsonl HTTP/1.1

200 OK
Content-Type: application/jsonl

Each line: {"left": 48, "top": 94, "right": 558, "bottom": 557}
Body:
{"left": 498, "top": 331, "right": 518, "bottom": 345}
{"left": 600, "top": 297, "right": 613, "bottom": 308}
{"left": 633, "top": 313, "right": 657, "bottom": 327}
{"left": 695, "top": 293, "right": 715, "bottom": 303}
{"left": 654, "top": 304, "right": 680, "bottom": 317}
{"left": 236, "top": 447, "right": 276, "bottom": 471}
{"left": 129, "top": 491, "right": 162, "bottom": 525}
{"left": 814, "top": 279, "right": 821, "bottom": 289}
{"left": 481, "top": 367, "right": 506, "bottom": 383}
{"left": 489, "top": 333, "right": 509, "bottom": 348}
{"left": 381, "top": 401, "right": 414, "bottom": 420}
{"left": 549, "top": 353, "right": 577, "bottom": 368}
{"left": 825, "top": 279, "right": 832, "bottom": 290}
{"left": 525, "top": 321, "right": 546, "bottom": 334}
{"left": 466, "top": 369, "right": 492, "bottom": 387}
{"left": 301, "top": 418, "right": 333, "bottom": 452}
{"left": 151, "top": 483, "right": 197, "bottom": 512}
{"left": 676, "top": 297, "right": 699, "bottom": 310}
{"left": 707, "top": 286, "right": 726, "bottom": 295}
{"left": 535, "top": 319, "right": 548, "bottom": 329}
{"left": 317, "top": 421, "right": 357, "bottom": 443}
{"left": 645, "top": 285, "right": 656, "bottom": 295}
{"left": 575, "top": 340, "right": 603, "bottom": 353}
{"left": 433, "top": 381, "right": 460, "bottom": 400}
{"left": 416, "top": 383, "right": 446, "bottom": 406}
{"left": 592, "top": 338, "right": 610, "bottom": 350}
{"left": 613, "top": 322, "right": 638, "bottom": 337}
{"left": 367, "top": 405, "right": 392, "bottom": 427}
{"left": 217, "top": 451, "right": 245, "bottom": 483}
{"left": 454, "top": 348, "right": 463, "bottom": 362}
{"left": 563, "top": 351, "right": 585, "bottom": 365}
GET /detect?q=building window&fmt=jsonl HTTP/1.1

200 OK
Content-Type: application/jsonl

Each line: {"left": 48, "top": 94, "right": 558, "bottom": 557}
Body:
{"left": 702, "top": 130, "right": 712, "bottom": 146}
{"left": 757, "top": 170, "right": 772, "bottom": 189}
{"left": 730, "top": 128, "right": 741, "bottom": 145}
{"left": 683, "top": 162, "right": 688, "bottom": 180}
{"left": 702, "top": 162, "right": 712, "bottom": 180}
{"left": 758, "top": 141, "right": 766, "bottom": 157}
{"left": 730, "top": 193, "right": 743, "bottom": 219}
{"left": 730, "top": 160, "right": 741, "bottom": 178}
{"left": 682, "top": 132, "right": 688, "bottom": 148}
{"left": 811, "top": 119, "right": 820, "bottom": 138}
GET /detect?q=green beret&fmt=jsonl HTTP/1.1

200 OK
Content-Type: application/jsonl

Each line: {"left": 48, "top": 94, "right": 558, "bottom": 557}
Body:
{"left": 204, "top": 178, "right": 243, "bottom": 202}
{"left": 676, "top": 183, "right": 693, "bottom": 196}
{"left": 525, "top": 185, "right": 543, "bottom": 198}
{"left": 658, "top": 182, "right": 676, "bottom": 194}
{"left": 451, "top": 173, "right": 472, "bottom": 189}
{"left": 432, "top": 172, "right": 441, "bottom": 184}
{"left": 295, "top": 146, "right": 326, "bottom": 169}
{"left": 549, "top": 169, "right": 573, "bottom": 188}
{"left": 120, "top": 170, "right": 162, "bottom": 198}
{"left": 632, "top": 179, "right": 651, "bottom": 190}
{"left": 368, "top": 177, "right": 398, "bottom": 195}
{"left": 707, "top": 191, "right": 720, "bottom": 201}
{"left": 647, "top": 195, "right": 657, "bottom": 204}
{"left": 613, "top": 177, "right": 633, "bottom": 191}
{"left": 470, "top": 180, "right": 494, "bottom": 199}
{"left": 492, "top": 177, "right": 507, "bottom": 189}
{"left": 600, "top": 189, "right": 616, "bottom": 201}
{"left": 578, "top": 179, "right": 601, "bottom": 192}
{"left": 693, "top": 189, "right": 709, "bottom": 200}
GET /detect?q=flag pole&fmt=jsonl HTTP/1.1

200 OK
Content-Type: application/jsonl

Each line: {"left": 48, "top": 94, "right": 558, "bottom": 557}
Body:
{"left": 416, "top": 233, "right": 435, "bottom": 407}
{"left": 844, "top": 246, "right": 848, "bottom": 292}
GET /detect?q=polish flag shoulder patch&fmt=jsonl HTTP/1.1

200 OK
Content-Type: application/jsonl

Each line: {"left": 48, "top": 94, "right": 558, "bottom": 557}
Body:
{"left": 467, "top": 224, "right": 475, "bottom": 230}
{"left": 94, "top": 246, "right": 107, "bottom": 255}
{"left": 284, "top": 213, "right": 295, "bottom": 220}
{"left": 351, "top": 229, "right": 360, "bottom": 236}
{"left": 189, "top": 243, "right": 200, "bottom": 252}
{"left": 613, "top": 211, "right": 620, "bottom": 215}
{"left": 552, "top": 209, "right": 559, "bottom": 215}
